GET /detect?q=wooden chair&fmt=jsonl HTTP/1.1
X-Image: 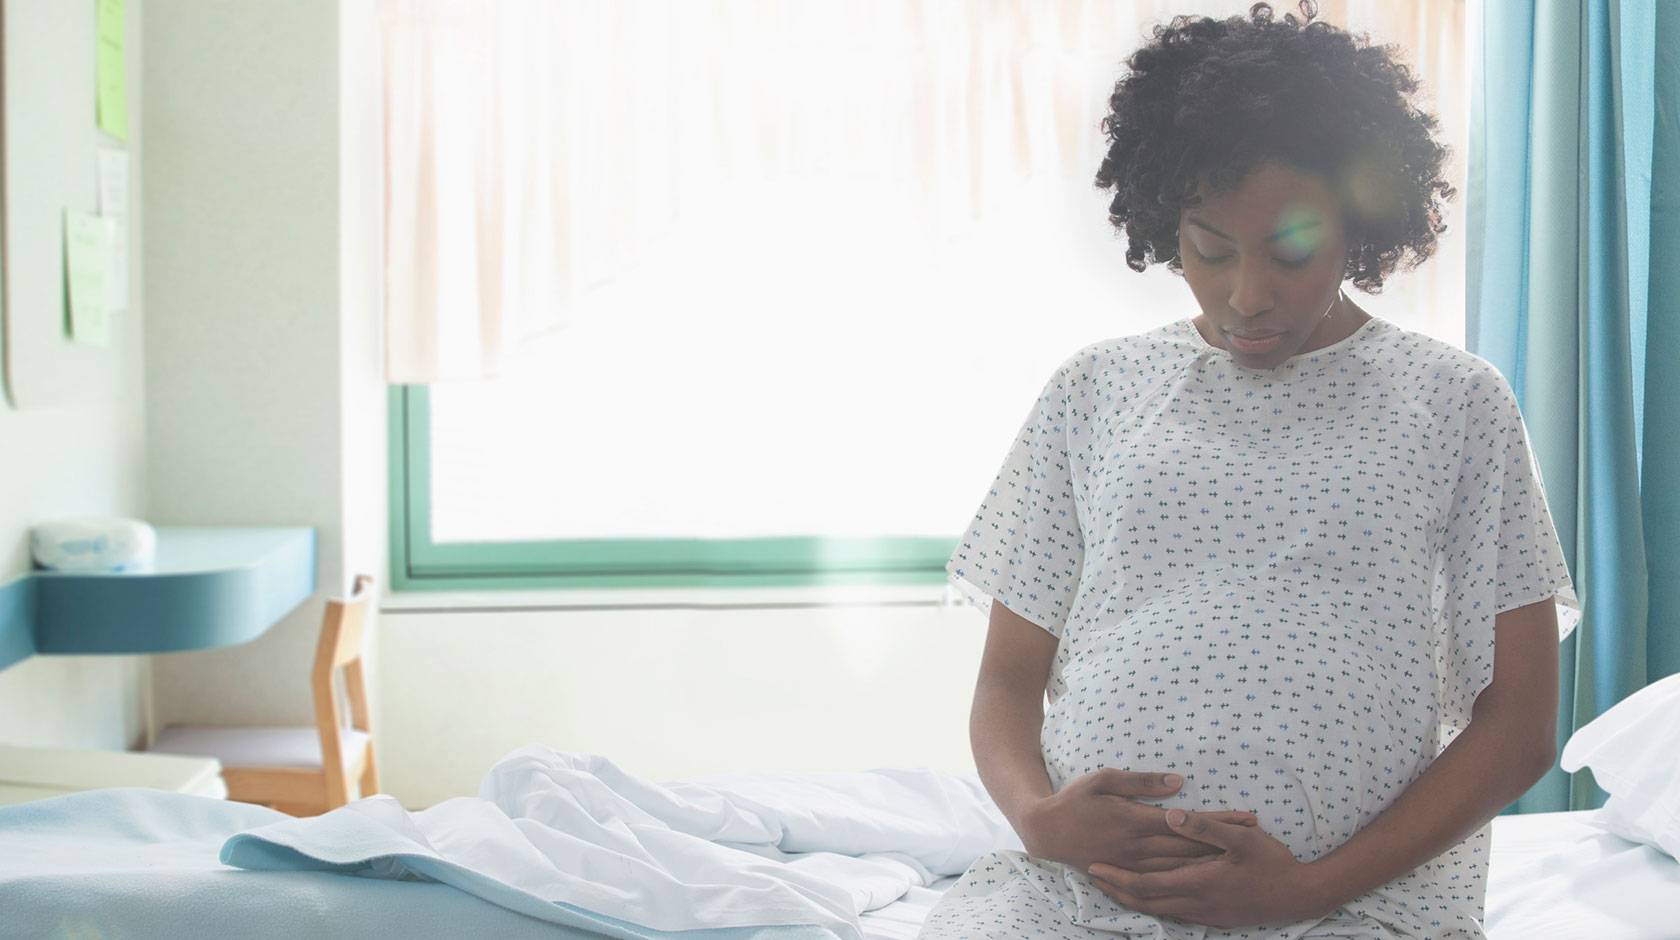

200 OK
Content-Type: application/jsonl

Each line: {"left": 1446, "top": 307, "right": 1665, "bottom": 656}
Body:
{"left": 148, "top": 574, "right": 380, "bottom": 816}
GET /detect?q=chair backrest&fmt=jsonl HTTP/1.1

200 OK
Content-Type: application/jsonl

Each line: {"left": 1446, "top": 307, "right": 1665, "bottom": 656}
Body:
{"left": 311, "top": 574, "right": 377, "bottom": 805}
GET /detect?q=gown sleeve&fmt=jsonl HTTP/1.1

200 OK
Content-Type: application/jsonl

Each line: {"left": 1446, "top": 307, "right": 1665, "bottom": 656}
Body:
{"left": 945, "top": 359, "right": 1085, "bottom": 639}
{"left": 1432, "top": 364, "right": 1581, "bottom": 738}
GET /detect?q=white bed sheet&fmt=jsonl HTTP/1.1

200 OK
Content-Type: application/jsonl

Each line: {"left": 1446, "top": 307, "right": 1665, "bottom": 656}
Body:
{"left": 860, "top": 810, "right": 1680, "bottom": 939}
{"left": 4, "top": 787, "right": 1672, "bottom": 939}
{"left": 1485, "top": 809, "right": 1680, "bottom": 939}
{"left": 858, "top": 878, "right": 962, "bottom": 939}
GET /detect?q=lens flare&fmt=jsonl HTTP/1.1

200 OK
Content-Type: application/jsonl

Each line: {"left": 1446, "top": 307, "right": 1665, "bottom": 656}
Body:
{"left": 1275, "top": 203, "right": 1324, "bottom": 259}
{"left": 1341, "top": 150, "right": 1405, "bottom": 225}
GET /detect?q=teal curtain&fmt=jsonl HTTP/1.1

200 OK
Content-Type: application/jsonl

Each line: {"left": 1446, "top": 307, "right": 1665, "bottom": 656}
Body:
{"left": 1468, "top": 0, "right": 1680, "bottom": 814}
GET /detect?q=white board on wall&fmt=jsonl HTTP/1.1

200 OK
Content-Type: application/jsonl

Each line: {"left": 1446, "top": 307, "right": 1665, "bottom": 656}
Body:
{"left": 2, "top": 0, "right": 138, "bottom": 408}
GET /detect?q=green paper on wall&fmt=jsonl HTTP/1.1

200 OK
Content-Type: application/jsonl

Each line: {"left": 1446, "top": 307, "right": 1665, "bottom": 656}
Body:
{"left": 96, "top": 0, "right": 126, "bottom": 140}
{"left": 65, "top": 209, "right": 115, "bottom": 346}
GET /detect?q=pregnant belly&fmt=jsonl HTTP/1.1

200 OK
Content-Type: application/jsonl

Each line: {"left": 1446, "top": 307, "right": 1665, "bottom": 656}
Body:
{"left": 1042, "top": 580, "right": 1436, "bottom": 862}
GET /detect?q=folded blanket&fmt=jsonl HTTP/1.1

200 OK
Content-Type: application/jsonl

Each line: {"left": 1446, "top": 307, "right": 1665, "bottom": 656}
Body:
{"left": 220, "top": 746, "right": 1022, "bottom": 940}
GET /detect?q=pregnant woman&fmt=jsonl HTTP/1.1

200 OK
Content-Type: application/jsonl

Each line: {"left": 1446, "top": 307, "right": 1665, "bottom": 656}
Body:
{"left": 922, "top": 4, "right": 1579, "bottom": 938}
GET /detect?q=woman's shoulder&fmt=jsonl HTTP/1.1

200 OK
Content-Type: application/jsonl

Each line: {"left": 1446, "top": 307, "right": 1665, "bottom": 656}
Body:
{"left": 1355, "top": 318, "right": 1518, "bottom": 410}
{"left": 1053, "top": 321, "right": 1198, "bottom": 388}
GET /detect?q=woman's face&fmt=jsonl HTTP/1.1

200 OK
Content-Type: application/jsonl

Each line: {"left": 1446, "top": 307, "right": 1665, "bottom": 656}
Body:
{"left": 1178, "top": 161, "right": 1350, "bottom": 368}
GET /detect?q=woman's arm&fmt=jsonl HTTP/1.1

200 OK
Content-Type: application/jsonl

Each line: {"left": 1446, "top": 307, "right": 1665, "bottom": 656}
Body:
{"left": 973, "top": 600, "right": 1259, "bottom": 871}
{"left": 1303, "top": 596, "right": 1561, "bottom": 911}
{"left": 970, "top": 600, "right": 1060, "bottom": 837}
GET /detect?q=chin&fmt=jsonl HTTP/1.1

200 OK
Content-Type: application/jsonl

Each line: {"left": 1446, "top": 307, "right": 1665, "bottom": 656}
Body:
{"left": 1232, "top": 344, "right": 1294, "bottom": 366}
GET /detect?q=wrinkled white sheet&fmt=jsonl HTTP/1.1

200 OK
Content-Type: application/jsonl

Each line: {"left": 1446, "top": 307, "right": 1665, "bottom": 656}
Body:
{"left": 220, "top": 746, "right": 1023, "bottom": 940}
{"left": 1485, "top": 809, "right": 1680, "bottom": 939}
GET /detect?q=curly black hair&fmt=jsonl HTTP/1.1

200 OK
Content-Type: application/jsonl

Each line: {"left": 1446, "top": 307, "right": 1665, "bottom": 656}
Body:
{"left": 1094, "top": 1, "right": 1453, "bottom": 292}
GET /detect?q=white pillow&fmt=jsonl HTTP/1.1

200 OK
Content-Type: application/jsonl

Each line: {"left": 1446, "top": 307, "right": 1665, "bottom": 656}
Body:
{"left": 1559, "top": 670, "right": 1680, "bottom": 859}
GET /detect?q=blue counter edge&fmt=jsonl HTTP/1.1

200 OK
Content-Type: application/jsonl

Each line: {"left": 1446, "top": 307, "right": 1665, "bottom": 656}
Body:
{"left": 0, "top": 528, "right": 317, "bottom": 672}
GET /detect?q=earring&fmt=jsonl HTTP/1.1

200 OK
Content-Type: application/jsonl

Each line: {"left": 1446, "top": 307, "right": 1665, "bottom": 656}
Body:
{"left": 1324, "top": 288, "right": 1347, "bottom": 320}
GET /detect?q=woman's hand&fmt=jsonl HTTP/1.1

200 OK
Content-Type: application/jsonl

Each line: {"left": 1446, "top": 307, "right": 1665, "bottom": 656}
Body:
{"left": 1019, "top": 768, "right": 1259, "bottom": 875}
{"left": 1087, "top": 809, "right": 1332, "bottom": 930}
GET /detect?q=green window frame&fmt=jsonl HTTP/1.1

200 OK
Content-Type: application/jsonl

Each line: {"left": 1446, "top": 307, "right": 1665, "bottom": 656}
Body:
{"left": 389, "top": 386, "right": 959, "bottom": 591}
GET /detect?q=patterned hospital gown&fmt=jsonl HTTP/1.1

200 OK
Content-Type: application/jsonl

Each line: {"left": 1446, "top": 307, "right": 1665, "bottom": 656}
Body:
{"left": 923, "top": 316, "right": 1580, "bottom": 939}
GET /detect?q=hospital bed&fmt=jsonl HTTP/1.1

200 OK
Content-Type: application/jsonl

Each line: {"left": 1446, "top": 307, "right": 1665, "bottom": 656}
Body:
{"left": 1, "top": 785, "right": 1674, "bottom": 939}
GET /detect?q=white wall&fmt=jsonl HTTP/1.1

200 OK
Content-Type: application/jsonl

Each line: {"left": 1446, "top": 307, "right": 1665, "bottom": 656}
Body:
{"left": 0, "top": 0, "right": 150, "bottom": 749}
{"left": 377, "top": 588, "right": 985, "bottom": 807}
{"left": 337, "top": 0, "right": 387, "bottom": 705}
{"left": 143, "top": 0, "right": 381, "bottom": 728}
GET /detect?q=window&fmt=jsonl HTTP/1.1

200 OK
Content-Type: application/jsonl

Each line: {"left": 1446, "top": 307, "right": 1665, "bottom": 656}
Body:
{"left": 388, "top": 1, "right": 1468, "bottom": 590}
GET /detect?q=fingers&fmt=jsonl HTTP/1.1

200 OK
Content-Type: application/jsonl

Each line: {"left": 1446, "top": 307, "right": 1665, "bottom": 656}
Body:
{"left": 1129, "top": 834, "right": 1222, "bottom": 858}
{"left": 1095, "top": 768, "right": 1184, "bottom": 798}
{"left": 1091, "top": 767, "right": 1256, "bottom": 830}
{"left": 1164, "top": 808, "right": 1246, "bottom": 851}
{"left": 1207, "top": 810, "right": 1260, "bottom": 827}
{"left": 1116, "top": 803, "right": 1230, "bottom": 841}
{"left": 1114, "top": 853, "right": 1221, "bottom": 873}
{"left": 1086, "top": 865, "right": 1200, "bottom": 917}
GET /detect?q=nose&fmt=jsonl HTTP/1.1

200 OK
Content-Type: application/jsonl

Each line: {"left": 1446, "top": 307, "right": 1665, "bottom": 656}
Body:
{"left": 1227, "top": 256, "right": 1275, "bottom": 319}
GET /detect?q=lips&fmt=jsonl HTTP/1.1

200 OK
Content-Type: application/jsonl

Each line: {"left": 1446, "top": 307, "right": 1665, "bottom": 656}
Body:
{"left": 1226, "top": 330, "right": 1286, "bottom": 355}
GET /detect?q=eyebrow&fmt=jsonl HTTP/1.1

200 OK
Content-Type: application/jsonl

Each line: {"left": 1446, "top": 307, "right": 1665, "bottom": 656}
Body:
{"left": 1185, "top": 216, "right": 1322, "bottom": 242}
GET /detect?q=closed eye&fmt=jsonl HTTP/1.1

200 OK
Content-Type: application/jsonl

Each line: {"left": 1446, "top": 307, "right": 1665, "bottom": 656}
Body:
{"left": 1192, "top": 247, "right": 1316, "bottom": 269}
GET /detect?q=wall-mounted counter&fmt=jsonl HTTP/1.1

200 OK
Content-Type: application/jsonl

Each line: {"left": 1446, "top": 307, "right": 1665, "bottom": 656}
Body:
{"left": 0, "top": 527, "right": 316, "bottom": 673}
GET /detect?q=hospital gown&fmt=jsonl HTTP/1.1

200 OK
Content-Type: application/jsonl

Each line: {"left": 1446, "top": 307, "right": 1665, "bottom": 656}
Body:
{"left": 924, "top": 316, "right": 1580, "bottom": 939}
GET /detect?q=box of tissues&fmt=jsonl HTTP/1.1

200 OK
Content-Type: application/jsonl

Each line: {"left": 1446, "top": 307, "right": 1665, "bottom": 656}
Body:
{"left": 31, "top": 518, "right": 157, "bottom": 572}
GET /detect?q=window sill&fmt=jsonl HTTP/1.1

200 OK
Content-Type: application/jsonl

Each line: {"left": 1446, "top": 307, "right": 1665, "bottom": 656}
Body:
{"left": 380, "top": 581, "right": 960, "bottom": 614}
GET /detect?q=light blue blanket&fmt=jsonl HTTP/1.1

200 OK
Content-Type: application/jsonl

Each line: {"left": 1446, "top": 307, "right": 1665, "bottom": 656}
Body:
{"left": 0, "top": 788, "right": 836, "bottom": 940}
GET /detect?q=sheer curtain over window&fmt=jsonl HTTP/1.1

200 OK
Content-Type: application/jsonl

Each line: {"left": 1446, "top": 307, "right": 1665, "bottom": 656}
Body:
{"left": 383, "top": 1, "right": 1467, "bottom": 548}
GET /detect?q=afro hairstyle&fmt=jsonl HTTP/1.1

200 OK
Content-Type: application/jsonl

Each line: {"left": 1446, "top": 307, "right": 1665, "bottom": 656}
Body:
{"left": 1093, "top": 1, "right": 1454, "bottom": 292}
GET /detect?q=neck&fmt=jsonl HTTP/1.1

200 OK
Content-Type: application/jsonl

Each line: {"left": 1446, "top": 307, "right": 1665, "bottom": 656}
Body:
{"left": 1301, "top": 292, "right": 1369, "bottom": 352}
